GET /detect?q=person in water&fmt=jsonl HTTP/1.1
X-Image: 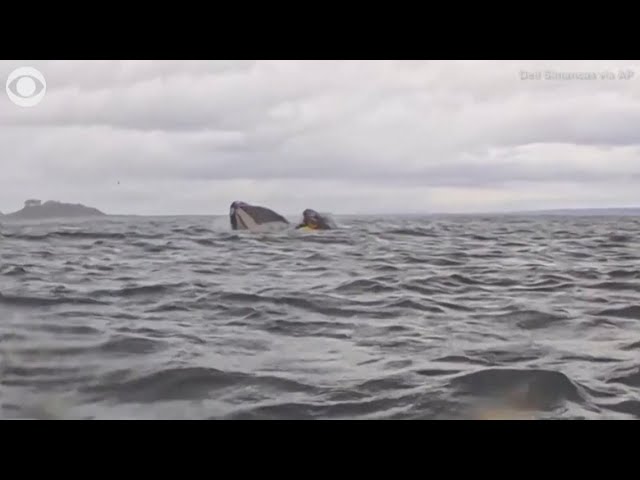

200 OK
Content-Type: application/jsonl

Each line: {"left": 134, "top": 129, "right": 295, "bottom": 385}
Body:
{"left": 295, "top": 209, "right": 332, "bottom": 230}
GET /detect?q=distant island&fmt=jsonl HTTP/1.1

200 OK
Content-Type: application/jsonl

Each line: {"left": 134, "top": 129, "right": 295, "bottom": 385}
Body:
{"left": 2, "top": 199, "right": 106, "bottom": 220}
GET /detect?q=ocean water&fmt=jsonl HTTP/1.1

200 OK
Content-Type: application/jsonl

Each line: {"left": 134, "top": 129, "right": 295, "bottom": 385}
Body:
{"left": 1, "top": 214, "right": 639, "bottom": 420}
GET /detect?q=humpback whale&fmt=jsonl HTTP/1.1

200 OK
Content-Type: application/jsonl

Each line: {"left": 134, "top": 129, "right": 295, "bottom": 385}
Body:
{"left": 229, "top": 201, "right": 289, "bottom": 232}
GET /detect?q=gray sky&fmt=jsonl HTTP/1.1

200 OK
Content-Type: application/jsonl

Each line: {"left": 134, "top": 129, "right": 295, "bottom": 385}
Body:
{"left": 1, "top": 60, "right": 639, "bottom": 215}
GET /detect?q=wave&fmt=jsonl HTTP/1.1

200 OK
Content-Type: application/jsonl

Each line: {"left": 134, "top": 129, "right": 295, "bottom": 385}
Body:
{"left": 596, "top": 306, "right": 640, "bottom": 319}
{"left": 89, "top": 283, "right": 186, "bottom": 298}
{"left": 607, "top": 367, "right": 640, "bottom": 388}
{"left": 450, "top": 367, "right": 587, "bottom": 411}
{"left": 4, "top": 231, "right": 127, "bottom": 241}
{"left": 495, "top": 310, "right": 568, "bottom": 330}
{"left": 621, "top": 340, "right": 640, "bottom": 351}
{"left": 332, "top": 278, "right": 397, "bottom": 294}
{"left": 81, "top": 367, "right": 317, "bottom": 404}
{"left": 608, "top": 269, "right": 640, "bottom": 279}
{"left": 0, "top": 293, "right": 106, "bottom": 307}
{"left": 2, "top": 214, "right": 639, "bottom": 419}
{"left": 386, "top": 228, "right": 438, "bottom": 237}
{"left": 0, "top": 265, "right": 27, "bottom": 276}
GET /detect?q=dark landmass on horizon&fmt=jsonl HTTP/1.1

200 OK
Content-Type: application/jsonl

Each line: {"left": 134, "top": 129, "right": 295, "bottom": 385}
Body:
{"left": 1, "top": 200, "right": 106, "bottom": 220}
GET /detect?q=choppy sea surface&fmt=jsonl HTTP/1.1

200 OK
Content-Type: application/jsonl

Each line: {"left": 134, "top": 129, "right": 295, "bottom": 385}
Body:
{"left": 1, "top": 214, "right": 639, "bottom": 420}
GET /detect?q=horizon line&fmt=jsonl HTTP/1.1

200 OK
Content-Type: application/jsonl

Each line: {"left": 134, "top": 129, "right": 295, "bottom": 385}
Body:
{"left": 3, "top": 203, "right": 639, "bottom": 218}
{"left": 101, "top": 205, "right": 640, "bottom": 217}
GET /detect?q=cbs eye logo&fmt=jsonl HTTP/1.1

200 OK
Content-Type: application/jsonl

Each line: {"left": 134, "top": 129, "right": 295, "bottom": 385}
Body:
{"left": 5, "top": 66, "right": 46, "bottom": 107}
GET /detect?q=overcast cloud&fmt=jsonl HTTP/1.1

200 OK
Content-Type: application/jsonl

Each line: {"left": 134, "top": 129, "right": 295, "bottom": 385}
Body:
{"left": 1, "top": 60, "right": 639, "bottom": 215}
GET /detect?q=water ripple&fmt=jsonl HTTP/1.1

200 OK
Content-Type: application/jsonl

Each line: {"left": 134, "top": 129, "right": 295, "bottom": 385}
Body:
{"left": 1, "top": 214, "right": 639, "bottom": 419}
